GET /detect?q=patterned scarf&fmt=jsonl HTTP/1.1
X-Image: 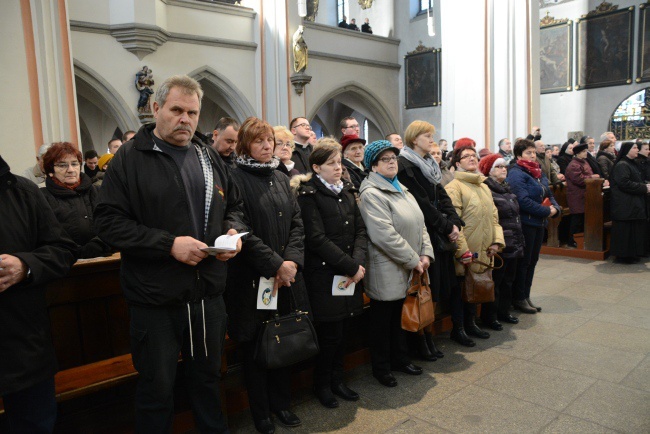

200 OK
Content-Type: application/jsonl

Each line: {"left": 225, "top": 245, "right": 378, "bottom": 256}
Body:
{"left": 517, "top": 159, "right": 542, "bottom": 179}
{"left": 316, "top": 174, "right": 343, "bottom": 194}
{"left": 236, "top": 155, "right": 280, "bottom": 175}
{"left": 400, "top": 145, "right": 442, "bottom": 184}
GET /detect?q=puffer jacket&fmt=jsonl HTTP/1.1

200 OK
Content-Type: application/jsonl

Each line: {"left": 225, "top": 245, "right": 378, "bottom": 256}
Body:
{"left": 565, "top": 157, "right": 594, "bottom": 214}
{"left": 484, "top": 177, "right": 524, "bottom": 259}
{"left": 294, "top": 174, "right": 367, "bottom": 321}
{"left": 445, "top": 171, "right": 505, "bottom": 275}
{"left": 597, "top": 151, "right": 615, "bottom": 179}
{"left": 359, "top": 172, "right": 434, "bottom": 301}
{"left": 506, "top": 163, "right": 560, "bottom": 228}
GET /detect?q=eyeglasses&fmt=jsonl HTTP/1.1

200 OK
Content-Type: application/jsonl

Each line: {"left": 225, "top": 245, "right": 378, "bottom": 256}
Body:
{"left": 378, "top": 155, "right": 398, "bottom": 163}
{"left": 460, "top": 154, "right": 477, "bottom": 160}
{"left": 293, "top": 123, "right": 311, "bottom": 130}
{"left": 345, "top": 124, "right": 360, "bottom": 130}
{"left": 275, "top": 142, "right": 293, "bottom": 149}
{"left": 54, "top": 161, "right": 81, "bottom": 169}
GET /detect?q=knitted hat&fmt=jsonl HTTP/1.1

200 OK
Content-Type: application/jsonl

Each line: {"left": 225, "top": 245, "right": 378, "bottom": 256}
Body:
{"left": 98, "top": 153, "right": 114, "bottom": 171}
{"left": 340, "top": 134, "right": 366, "bottom": 153}
{"left": 572, "top": 143, "right": 588, "bottom": 155}
{"left": 363, "top": 140, "right": 400, "bottom": 169}
{"left": 478, "top": 153, "right": 505, "bottom": 176}
{"left": 478, "top": 147, "right": 491, "bottom": 159}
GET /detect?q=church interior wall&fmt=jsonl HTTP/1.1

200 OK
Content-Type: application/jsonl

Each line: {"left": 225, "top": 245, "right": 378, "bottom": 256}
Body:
{"left": 311, "top": 0, "right": 393, "bottom": 38}
{"left": 1, "top": 0, "right": 37, "bottom": 172}
{"left": 540, "top": 0, "right": 643, "bottom": 145}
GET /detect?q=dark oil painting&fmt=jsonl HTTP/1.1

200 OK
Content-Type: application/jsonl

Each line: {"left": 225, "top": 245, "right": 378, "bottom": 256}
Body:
{"left": 405, "top": 49, "right": 441, "bottom": 109}
{"left": 540, "top": 21, "right": 572, "bottom": 93}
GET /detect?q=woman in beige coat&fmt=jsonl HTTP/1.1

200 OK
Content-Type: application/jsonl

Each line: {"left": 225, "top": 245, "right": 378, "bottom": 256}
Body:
{"left": 359, "top": 140, "right": 434, "bottom": 388}
{"left": 445, "top": 144, "right": 504, "bottom": 347}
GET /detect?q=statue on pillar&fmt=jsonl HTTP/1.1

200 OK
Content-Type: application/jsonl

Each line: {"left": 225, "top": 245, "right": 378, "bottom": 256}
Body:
{"left": 293, "top": 25, "right": 308, "bottom": 73}
{"left": 135, "top": 66, "right": 154, "bottom": 116}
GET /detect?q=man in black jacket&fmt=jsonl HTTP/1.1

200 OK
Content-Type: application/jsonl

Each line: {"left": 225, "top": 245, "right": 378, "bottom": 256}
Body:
{"left": 0, "top": 155, "right": 76, "bottom": 433}
{"left": 290, "top": 116, "right": 313, "bottom": 174}
{"left": 94, "top": 75, "right": 246, "bottom": 433}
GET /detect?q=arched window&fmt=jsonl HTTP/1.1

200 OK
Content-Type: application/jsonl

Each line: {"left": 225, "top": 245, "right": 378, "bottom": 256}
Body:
{"left": 609, "top": 88, "right": 650, "bottom": 140}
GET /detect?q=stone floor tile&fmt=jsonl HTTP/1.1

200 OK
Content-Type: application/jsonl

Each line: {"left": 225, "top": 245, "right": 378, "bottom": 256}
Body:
{"left": 474, "top": 359, "right": 596, "bottom": 411}
{"left": 534, "top": 295, "right": 613, "bottom": 319}
{"left": 539, "top": 414, "right": 619, "bottom": 433}
{"left": 532, "top": 339, "right": 644, "bottom": 382}
{"left": 383, "top": 417, "right": 450, "bottom": 433}
{"left": 557, "top": 283, "right": 635, "bottom": 304}
{"left": 565, "top": 320, "right": 650, "bottom": 354}
{"left": 564, "top": 380, "right": 650, "bottom": 433}
{"left": 530, "top": 278, "right": 569, "bottom": 295}
{"left": 516, "top": 311, "right": 590, "bottom": 337}
{"left": 426, "top": 344, "right": 512, "bottom": 383}
{"left": 482, "top": 327, "right": 560, "bottom": 360}
{"left": 618, "top": 288, "right": 650, "bottom": 309}
{"left": 620, "top": 355, "right": 650, "bottom": 392}
{"left": 533, "top": 268, "right": 594, "bottom": 283}
{"left": 595, "top": 303, "right": 650, "bottom": 330}
{"left": 424, "top": 385, "right": 558, "bottom": 433}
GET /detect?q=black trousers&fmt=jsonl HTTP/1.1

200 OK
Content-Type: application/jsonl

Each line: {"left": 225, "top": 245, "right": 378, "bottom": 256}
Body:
{"left": 367, "top": 299, "right": 410, "bottom": 376}
{"left": 239, "top": 341, "right": 291, "bottom": 422}
{"left": 482, "top": 257, "right": 519, "bottom": 318}
{"left": 129, "top": 296, "right": 229, "bottom": 434}
{"left": 313, "top": 320, "right": 348, "bottom": 389}
{"left": 2, "top": 376, "right": 56, "bottom": 433}
{"left": 450, "top": 277, "right": 477, "bottom": 324}
{"left": 514, "top": 225, "right": 544, "bottom": 301}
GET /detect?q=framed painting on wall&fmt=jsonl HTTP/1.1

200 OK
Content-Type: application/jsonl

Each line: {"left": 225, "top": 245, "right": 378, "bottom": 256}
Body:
{"left": 637, "top": 2, "right": 650, "bottom": 83}
{"left": 540, "top": 14, "right": 573, "bottom": 94}
{"left": 405, "top": 45, "right": 441, "bottom": 109}
{"left": 576, "top": 4, "right": 634, "bottom": 90}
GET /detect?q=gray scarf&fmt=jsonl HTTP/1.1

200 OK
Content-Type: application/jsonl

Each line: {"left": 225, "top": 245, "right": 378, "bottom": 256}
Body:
{"left": 400, "top": 145, "right": 442, "bottom": 184}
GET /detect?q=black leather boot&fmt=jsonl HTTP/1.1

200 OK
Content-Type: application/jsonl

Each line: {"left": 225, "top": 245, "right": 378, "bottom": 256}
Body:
{"left": 451, "top": 322, "right": 476, "bottom": 347}
{"left": 465, "top": 315, "right": 490, "bottom": 339}
{"left": 417, "top": 333, "right": 437, "bottom": 361}
{"left": 425, "top": 332, "right": 444, "bottom": 358}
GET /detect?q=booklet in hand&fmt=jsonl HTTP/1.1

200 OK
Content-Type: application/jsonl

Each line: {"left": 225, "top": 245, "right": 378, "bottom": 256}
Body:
{"left": 200, "top": 232, "right": 248, "bottom": 255}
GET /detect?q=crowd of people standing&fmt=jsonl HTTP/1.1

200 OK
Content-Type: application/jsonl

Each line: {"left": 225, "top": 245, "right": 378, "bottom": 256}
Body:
{"left": 2, "top": 74, "right": 649, "bottom": 434}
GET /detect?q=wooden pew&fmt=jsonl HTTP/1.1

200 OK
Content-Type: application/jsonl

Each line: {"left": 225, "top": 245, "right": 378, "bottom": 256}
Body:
{"left": 584, "top": 178, "right": 611, "bottom": 252}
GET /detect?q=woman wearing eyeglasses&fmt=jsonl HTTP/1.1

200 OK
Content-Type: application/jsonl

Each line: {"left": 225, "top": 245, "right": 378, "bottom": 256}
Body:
{"left": 359, "top": 140, "right": 433, "bottom": 388}
{"left": 40, "top": 142, "right": 110, "bottom": 259}
{"left": 445, "top": 145, "right": 504, "bottom": 346}
{"left": 273, "top": 126, "right": 300, "bottom": 178}
{"left": 477, "top": 154, "right": 525, "bottom": 329}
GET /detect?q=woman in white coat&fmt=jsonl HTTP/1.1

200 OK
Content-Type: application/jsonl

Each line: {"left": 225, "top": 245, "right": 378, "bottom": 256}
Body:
{"left": 359, "top": 140, "right": 434, "bottom": 388}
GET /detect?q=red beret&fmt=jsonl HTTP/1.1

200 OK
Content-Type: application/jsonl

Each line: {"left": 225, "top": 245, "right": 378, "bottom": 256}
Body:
{"left": 340, "top": 134, "right": 366, "bottom": 153}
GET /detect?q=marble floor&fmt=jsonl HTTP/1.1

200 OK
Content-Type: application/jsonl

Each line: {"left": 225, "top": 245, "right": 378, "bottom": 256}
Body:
{"left": 228, "top": 255, "right": 650, "bottom": 434}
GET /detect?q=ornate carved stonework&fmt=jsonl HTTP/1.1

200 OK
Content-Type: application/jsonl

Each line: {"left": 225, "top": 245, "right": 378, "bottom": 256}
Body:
{"left": 540, "top": 12, "right": 569, "bottom": 27}
{"left": 110, "top": 24, "right": 169, "bottom": 60}
{"left": 583, "top": 1, "right": 618, "bottom": 18}
{"left": 358, "top": 0, "right": 373, "bottom": 9}
{"left": 305, "top": 0, "right": 319, "bottom": 22}
{"left": 407, "top": 42, "right": 435, "bottom": 55}
{"left": 290, "top": 72, "right": 312, "bottom": 95}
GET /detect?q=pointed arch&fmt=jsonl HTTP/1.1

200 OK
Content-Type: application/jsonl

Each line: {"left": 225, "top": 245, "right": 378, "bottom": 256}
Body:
{"left": 308, "top": 82, "right": 398, "bottom": 138}
{"left": 188, "top": 66, "right": 256, "bottom": 123}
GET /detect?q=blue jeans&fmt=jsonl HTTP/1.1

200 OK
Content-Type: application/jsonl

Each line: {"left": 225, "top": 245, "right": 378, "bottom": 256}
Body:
{"left": 3, "top": 376, "right": 56, "bottom": 433}
{"left": 129, "top": 296, "right": 229, "bottom": 433}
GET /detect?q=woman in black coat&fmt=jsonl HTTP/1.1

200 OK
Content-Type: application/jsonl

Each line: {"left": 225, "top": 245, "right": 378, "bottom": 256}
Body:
{"left": 340, "top": 134, "right": 368, "bottom": 189}
{"left": 40, "top": 142, "right": 110, "bottom": 259}
{"left": 397, "top": 121, "right": 464, "bottom": 351}
{"left": 292, "top": 143, "right": 367, "bottom": 409}
{"left": 225, "top": 117, "right": 310, "bottom": 434}
{"left": 609, "top": 142, "right": 650, "bottom": 263}
{"left": 478, "top": 154, "right": 525, "bottom": 328}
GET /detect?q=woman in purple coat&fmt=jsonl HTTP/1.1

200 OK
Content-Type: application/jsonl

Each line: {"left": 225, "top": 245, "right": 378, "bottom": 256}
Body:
{"left": 565, "top": 143, "right": 601, "bottom": 247}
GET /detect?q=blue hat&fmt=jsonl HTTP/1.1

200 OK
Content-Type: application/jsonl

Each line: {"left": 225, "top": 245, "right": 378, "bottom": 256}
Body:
{"left": 363, "top": 140, "right": 400, "bottom": 169}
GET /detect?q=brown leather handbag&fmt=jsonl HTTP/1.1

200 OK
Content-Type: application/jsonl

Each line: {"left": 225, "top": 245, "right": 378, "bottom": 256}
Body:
{"left": 462, "top": 254, "right": 503, "bottom": 304}
{"left": 401, "top": 272, "right": 435, "bottom": 332}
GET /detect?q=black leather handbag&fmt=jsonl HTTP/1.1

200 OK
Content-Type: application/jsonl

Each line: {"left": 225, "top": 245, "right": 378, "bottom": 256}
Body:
{"left": 253, "top": 290, "right": 319, "bottom": 369}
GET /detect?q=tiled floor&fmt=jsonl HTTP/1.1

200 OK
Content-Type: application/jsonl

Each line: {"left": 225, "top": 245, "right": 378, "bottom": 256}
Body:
{"left": 228, "top": 255, "right": 650, "bottom": 433}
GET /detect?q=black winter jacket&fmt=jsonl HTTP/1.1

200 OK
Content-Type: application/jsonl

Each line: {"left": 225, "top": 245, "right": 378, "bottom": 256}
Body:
{"left": 291, "top": 143, "right": 312, "bottom": 174}
{"left": 225, "top": 165, "right": 310, "bottom": 342}
{"left": 397, "top": 157, "right": 464, "bottom": 245}
{"left": 636, "top": 154, "right": 650, "bottom": 181}
{"left": 610, "top": 158, "right": 648, "bottom": 221}
{"left": 296, "top": 176, "right": 367, "bottom": 322}
{"left": 342, "top": 159, "right": 367, "bottom": 189}
{"left": 0, "top": 157, "right": 76, "bottom": 394}
{"left": 94, "top": 124, "right": 246, "bottom": 306}
{"left": 41, "top": 174, "right": 110, "bottom": 259}
{"left": 484, "top": 177, "right": 525, "bottom": 259}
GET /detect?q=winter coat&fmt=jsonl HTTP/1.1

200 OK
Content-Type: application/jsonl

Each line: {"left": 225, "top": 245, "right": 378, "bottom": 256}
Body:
{"left": 586, "top": 153, "right": 604, "bottom": 178}
{"left": 225, "top": 165, "right": 310, "bottom": 342}
{"left": 636, "top": 154, "right": 650, "bottom": 181}
{"left": 506, "top": 163, "right": 560, "bottom": 228}
{"left": 94, "top": 124, "right": 246, "bottom": 307}
{"left": 294, "top": 174, "right": 367, "bottom": 322}
{"left": 277, "top": 161, "right": 300, "bottom": 178}
{"left": 484, "top": 177, "right": 525, "bottom": 259}
{"left": 291, "top": 142, "right": 312, "bottom": 174}
{"left": 397, "top": 156, "right": 464, "bottom": 246}
{"left": 342, "top": 158, "right": 367, "bottom": 189}
{"left": 0, "top": 157, "right": 76, "bottom": 395}
{"left": 537, "top": 154, "right": 560, "bottom": 185}
{"left": 557, "top": 153, "right": 573, "bottom": 175}
{"left": 445, "top": 171, "right": 505, "bottom": 275}
{"left": 41, "top": 174, "right": 110, "bottom": 259}
{"left": 597, "top": 151, "right": 615, "bottom": 179}
{"left": 610, "top": 158, "right": 648, "bottom": 221}
{"left": 359, "top": 172, "right": 434, "bottom": 301}
{"left": 565, "top": 157, "right": 594, "bottom": 214}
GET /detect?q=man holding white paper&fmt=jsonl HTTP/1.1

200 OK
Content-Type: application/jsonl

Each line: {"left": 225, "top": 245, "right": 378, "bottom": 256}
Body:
{"left": 94, "top": 75, "right": 246, "bottom": 433}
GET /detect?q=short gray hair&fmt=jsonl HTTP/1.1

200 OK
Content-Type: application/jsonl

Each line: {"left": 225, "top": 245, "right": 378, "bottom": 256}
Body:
{"left": 600, "top": 132, "right": 613, "bottom": 141}
{"left": 37, "top": 143, "right": 52, "bottom": 158}
{"left": 155, "top": 75, "right": 204, "bottom": 109}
